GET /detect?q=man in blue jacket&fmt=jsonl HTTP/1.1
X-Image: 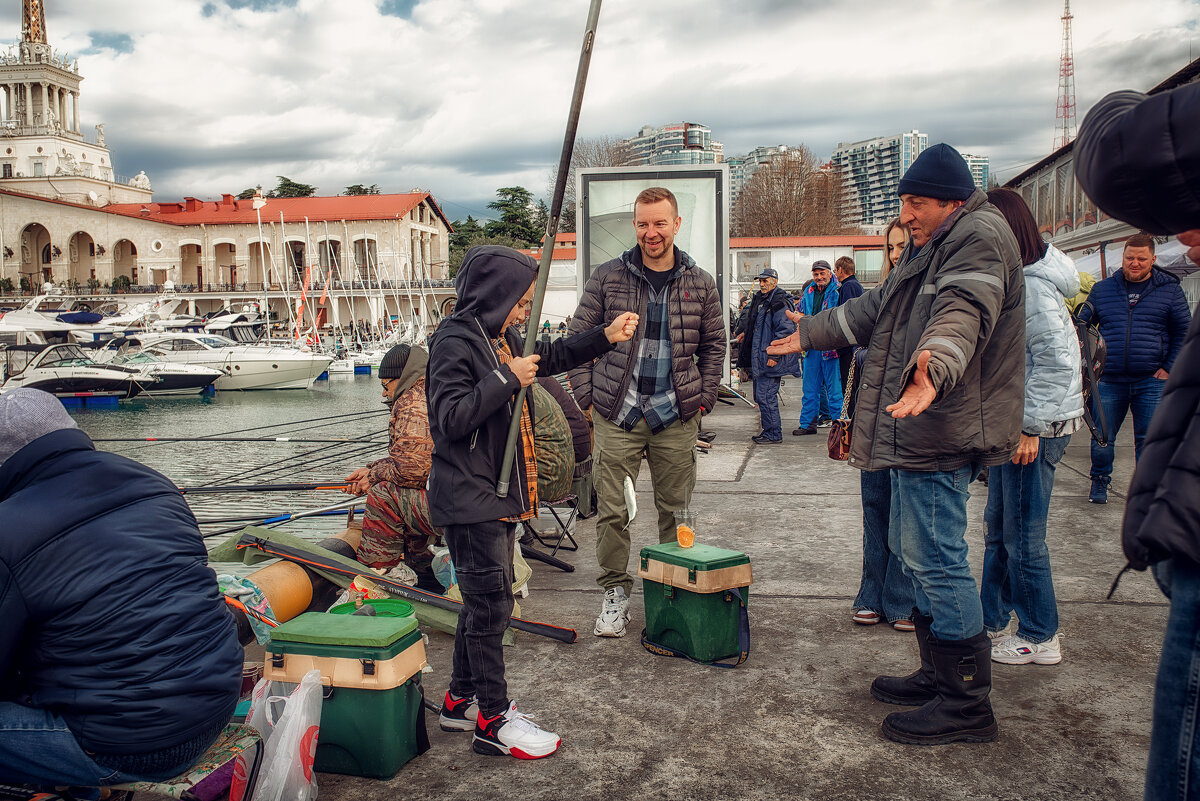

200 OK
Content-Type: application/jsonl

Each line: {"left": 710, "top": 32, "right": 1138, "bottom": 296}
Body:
{"left": 1077, "top": 233, "right": 1191, "bottom": 503}
{"left": 736, "top": 267, "right": 801, "bottom": 443}
{"left": 0, "top": 388, "right": 242, "bottom": 795}
{"left": 793, "top": 260, "right": 843, "bottom": 435}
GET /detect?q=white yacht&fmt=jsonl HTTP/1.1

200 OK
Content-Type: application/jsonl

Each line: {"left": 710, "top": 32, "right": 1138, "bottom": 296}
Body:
{"left": 90, "top": 340, "right": 224, "bottom": 396}
{"left": 1, "top": 343, "right": 150, "bottom": 400}
{"left": 128, "top": 332, "right": 333, "bottom": 390}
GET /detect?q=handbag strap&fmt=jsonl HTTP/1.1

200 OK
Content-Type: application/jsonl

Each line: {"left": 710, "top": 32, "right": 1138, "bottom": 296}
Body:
{"left": 838, "top": 351, "right": 858, "bottom": 421}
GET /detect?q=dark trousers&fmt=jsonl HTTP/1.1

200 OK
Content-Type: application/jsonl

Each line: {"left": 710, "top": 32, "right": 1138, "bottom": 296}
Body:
{"left": 444, "top": 519, "right": 516, "bottom": 718}
{"left": 839, "top": 350, "right": 854, "bottom": 391}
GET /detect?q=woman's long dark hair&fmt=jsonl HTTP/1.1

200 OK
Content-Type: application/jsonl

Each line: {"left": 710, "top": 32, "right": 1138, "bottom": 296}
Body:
{"left": 986, "top": 187, "right": 1048, "bottom": 267}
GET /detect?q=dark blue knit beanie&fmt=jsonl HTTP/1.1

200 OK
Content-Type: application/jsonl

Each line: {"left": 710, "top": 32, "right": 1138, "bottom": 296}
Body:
{"left": 897, "top": 143, "right": 976, "bottom": 201}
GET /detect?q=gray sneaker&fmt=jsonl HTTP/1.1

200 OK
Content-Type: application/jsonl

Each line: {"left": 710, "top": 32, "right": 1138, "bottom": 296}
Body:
{"left": 594, "top": 587, "right": 630, "bottom": 637}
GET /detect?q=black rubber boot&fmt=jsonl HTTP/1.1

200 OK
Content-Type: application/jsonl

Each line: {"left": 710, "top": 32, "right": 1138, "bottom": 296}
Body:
{"left": 870, "top": 611, "right": 936, "bottom": 706}
{"left": 881, "top": 631, "right": 998, "bottom": 745}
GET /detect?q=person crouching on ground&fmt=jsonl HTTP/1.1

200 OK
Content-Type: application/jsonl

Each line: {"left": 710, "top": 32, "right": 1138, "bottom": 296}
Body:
{"left": 342, "top": 343, "right": 443, "bottom": 591}
{"left": 0, "top": 389, "right": 242, "bottom": 795}
{"left": 427, "top": 245, "right": 637, "bottom": 759}
{"left": 737, "top": 267, "right": 801, "bottom": 443}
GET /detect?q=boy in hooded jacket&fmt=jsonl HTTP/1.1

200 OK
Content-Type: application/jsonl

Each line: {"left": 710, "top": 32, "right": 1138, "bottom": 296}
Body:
{"left": 427, "top": 245, "right": 637, "bottom": 759}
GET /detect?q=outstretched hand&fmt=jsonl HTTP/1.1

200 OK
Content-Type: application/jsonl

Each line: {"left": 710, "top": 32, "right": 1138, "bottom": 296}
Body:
{"left": 886, "top": 350, "right": 936, "bottom": 418}
{"left": 767, "top": 308, "right": 806, "bottom": 355}
{"left": 605, "top": 312, "right": 639, "bottom": 343}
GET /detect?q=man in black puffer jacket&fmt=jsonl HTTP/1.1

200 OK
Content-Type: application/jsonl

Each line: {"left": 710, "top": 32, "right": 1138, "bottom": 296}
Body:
{"left": 1076, "top": 78, "right": 1200, "bottom": 800}
{"left": 0, "top": 388, "right": 242, "bottom": 793}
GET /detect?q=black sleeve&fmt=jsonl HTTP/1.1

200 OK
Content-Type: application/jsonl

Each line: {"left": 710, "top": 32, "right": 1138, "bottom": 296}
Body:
{"left": 529, "top": 326, "right": 613, "bottom": 375}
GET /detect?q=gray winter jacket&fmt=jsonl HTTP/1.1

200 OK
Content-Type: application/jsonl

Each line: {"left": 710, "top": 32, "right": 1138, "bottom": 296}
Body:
{"left": 1022, "top": 245, "right": 1084, "bottom": 436}
{"left": 568, "top": 247, "right": 727, "bottom": 423}
{"left": 793, "top": 190, "right": 1025, "bottom": 471}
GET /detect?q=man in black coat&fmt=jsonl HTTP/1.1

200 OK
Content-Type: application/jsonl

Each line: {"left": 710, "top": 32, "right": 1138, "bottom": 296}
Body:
{"left": 0, "top": 388, "right": 242, "bottom": 793}
{"left": 1076, "top": 78, "right": 1200, "bottom": 800}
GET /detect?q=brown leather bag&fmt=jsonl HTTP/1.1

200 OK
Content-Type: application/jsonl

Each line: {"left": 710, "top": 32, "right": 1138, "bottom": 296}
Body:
{"left": 828, "top": 353, "right": 857, "bottom": 461}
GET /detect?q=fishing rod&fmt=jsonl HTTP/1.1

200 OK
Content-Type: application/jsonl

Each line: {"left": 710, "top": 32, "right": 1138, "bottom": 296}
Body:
{"left": 179, "top": 481, "right": 352, "bottom": 495}
{"left": 203, "top": 496, "right": 361, "bottom": 538}
{"left": 96, "top": 436, "right": 387, "bottom": 444}
{"left": 113, "top": 407, "right": 388, "bottom": 455}
{"left": 194, "top": 431, "right": 383, "bottom": 488}
{"left": 498, "top": 0, "right": 604, "bottom": 497}
{"left": 196, "top": 508, "right": 360, "bottom": 526}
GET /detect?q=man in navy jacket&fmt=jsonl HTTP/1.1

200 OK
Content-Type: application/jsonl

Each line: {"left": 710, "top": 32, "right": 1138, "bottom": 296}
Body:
{"left": 0, "top": 389, "right": 241, "bottom": 793}
{"left": 1076, "top": 233, "right": 1191, "bottom": 503}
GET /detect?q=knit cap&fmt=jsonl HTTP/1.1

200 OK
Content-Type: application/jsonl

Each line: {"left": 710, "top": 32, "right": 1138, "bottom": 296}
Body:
{"left": 0, "top": 388, "right": 78, "bottom": 466}
{"left": 897, "top": 143, "right": 976, "bottom": 201}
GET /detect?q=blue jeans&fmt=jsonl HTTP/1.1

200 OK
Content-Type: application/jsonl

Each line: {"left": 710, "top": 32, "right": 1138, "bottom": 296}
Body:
{"left": 889, "top": 465, "right": 983, "bottom": 640}
{"left": 979, "top": 435, "right": 1069, "bottom": 643}
{"left": 753, "top": 375, "right": 782, "bottom": 440}
{"left": 0, "top": 702, "right": 148, "bottom": 793}
{"left": 1090, "top": 376, "right": 1166, "bottom": 479}
{"left": 799, "top": 352, "right": 843, "bottom": 428}
{"left": 853, "top": 469, "right": 916, "bottom": 622}
{"left": 1146, "top": 558, "right": 1200, "bottom": 801}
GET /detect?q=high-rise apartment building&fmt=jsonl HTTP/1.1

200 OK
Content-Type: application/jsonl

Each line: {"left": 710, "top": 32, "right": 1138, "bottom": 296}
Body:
{"left": 726, "top": 144, "right": 795, "bottom": 201}
{"left": 625, "top": 122, "right": 724, "bottom": 167}
{"left": 963, "top": 153, "right": 991, "bottom": 191}
{"left": 831, "top": 130, "right": 928, "bottom": 228}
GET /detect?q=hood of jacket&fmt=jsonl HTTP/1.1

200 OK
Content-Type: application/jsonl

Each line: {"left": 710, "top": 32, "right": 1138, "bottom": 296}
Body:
{"left": 451, "top": 245, "right": 538, "bottom": 338}
{"left": 1025, "top": 244, "right": 1080, "bottom": 300}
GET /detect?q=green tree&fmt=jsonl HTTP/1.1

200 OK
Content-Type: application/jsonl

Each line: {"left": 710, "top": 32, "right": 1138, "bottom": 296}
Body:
{"left": 269, "top": 176, "right": 318, "bottom": 198}
{"left": 485, "top": 186, "right": 539, "bottom": 245}
{"left": 236, "top": 187, "right": 259, "bottom": 200}
{"left": 531, "top": 199, "right": 550, "bottom": 241}
{"left": 450, "top": 215, "right": 485, "bottom": 252}
{"left": 448, "top": 232, "right": 528, "bottom": 278}
{"left": 343, "top": 184, "right": 381, "bottom": 196}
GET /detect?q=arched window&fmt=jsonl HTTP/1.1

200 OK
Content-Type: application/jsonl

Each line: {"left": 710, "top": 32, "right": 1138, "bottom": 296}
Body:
{"left": 41, "top": 243, "right": 51, "bottom": 264}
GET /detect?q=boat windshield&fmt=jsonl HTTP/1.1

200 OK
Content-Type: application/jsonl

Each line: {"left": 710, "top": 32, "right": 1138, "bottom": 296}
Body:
{"left": 38, "top": 345, "right": 97, "bottom": 368}
{"left": 198, "top": 335, "right": 237, "bottom": 348}
{"left": 111, "top": 352, "right": 157, "bottom": 365}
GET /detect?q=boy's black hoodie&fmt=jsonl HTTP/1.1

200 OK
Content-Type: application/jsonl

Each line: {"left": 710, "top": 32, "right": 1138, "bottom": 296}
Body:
{"left": 426, "top": 246, "right": 613, "bottom": 526}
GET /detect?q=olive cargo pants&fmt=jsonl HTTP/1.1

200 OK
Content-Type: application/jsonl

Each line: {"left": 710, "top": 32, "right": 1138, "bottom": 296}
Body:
{"left": 593, "top": 414, "right": 699, "bottom": 595}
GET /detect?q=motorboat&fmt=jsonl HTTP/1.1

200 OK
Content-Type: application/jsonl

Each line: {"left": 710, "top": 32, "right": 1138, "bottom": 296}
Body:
{"left": 1, "top": 343, "right": 149, "bottom": 399}
{"left": 129, "top": 332, "right": 333, "bottom": 390}
{"left": 90, "top": 340, "right": 223, "bottom": 396}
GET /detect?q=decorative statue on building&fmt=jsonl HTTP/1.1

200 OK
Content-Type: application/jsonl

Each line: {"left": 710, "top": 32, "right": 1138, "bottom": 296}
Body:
{"left": 95, "top": 123, "right": 105, "bottom": 146}
{"left": 130, "top": 170, "right": 151, "bottom": 190}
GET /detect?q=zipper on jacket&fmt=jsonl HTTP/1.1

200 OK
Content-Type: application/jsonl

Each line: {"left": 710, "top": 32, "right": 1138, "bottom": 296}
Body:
{"left": 473, "top": 316, "right": 528, "bottom": 512}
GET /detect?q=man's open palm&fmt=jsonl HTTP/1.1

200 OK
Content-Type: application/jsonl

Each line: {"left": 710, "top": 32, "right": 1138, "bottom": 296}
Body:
{"left": 887, "top": 350, "right": 936, "bottom": 418}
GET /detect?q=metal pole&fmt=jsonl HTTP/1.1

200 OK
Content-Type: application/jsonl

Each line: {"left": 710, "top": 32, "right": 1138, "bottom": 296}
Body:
{"left": 497, "top": 0, "right": 603, "bottom": 498}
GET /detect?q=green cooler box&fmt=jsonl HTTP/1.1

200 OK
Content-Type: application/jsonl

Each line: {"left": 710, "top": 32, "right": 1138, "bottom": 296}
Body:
{"left": 265, "top": 608, "right": 427, "bottom": 778}
{"left": 638, "top": 542, "right": 753, "bottom": 663}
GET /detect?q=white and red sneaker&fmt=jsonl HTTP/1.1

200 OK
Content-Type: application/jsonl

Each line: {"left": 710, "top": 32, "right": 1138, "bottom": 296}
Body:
{"left": 472, "top": 701, "right": 561, "bottom": 759}
{"left": 438, "top": 691, "right": 479, "bottom": 732}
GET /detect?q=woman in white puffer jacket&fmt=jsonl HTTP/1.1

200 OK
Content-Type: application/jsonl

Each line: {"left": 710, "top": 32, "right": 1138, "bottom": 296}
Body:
{"left": 978, "top": 188, "right": 1084, "bottom": 667}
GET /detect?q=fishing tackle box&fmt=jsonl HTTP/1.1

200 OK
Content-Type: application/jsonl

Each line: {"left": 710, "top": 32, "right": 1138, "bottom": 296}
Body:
{"left": 638, "top": 542, "right": 752, "bottom": 664}
{"left": 265, "top": 606, "right": 426, "bottom": 778}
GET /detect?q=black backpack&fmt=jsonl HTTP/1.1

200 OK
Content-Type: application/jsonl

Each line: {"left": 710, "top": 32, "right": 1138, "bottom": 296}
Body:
{"left": 1074, "top": 301, "right": 1110, "bottom": 446}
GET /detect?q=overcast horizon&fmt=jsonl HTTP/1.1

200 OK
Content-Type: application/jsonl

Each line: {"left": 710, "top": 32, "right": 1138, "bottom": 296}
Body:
{"left": 5, "top": 0, "right": 1197, "bottom": 222}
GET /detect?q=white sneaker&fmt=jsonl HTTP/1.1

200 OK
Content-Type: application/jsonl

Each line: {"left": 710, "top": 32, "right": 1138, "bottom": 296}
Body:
{"left": 987, "top": 619, "right": 1015, "bottom": 642}
{"left": 593, "top": 586, "right": 630, "bottom": 638}
{"left": 472, "top": 700, "right": 561, "bottom": 759}
{"left": 992, "top": 633, "right": 1063, "bottom": 665}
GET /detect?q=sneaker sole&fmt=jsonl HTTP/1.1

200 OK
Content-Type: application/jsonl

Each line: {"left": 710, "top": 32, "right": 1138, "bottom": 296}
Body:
{"left": 992, "top": 653, "right": 1062, "bottom": 665}
{"left": 472, "top": 734, "right": 561, "bottom": 759}
{"left": 439, "top": 716, "right": 476, "bottom": 732}
{"left": 880, "top": 719, "right": 998, "bottom": 745}
{"left": 593, "top": 624, "right": 628, "bottom": 638}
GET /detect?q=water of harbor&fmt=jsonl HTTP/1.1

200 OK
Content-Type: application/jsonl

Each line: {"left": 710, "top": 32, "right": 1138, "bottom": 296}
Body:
{"left": 70, "top": 372, "right": 389, "bottom": 566}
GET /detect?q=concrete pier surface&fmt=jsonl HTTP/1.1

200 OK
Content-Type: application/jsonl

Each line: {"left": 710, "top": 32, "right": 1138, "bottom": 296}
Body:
{"left": 263, "top": 381, "right": 1166, "bottom": 800}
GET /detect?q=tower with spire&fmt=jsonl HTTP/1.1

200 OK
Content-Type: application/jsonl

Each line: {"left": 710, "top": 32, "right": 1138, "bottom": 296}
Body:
{"left": 1053, "top": 0, "right": 1078, "bottom": 151}
{"left": 0, "top": 0, "right": 151, "bottom": 204}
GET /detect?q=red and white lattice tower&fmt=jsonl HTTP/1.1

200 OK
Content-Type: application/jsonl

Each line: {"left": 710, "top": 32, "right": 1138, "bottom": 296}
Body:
{"left": 1054, "top": 0, "right": 1077, "bottom": 151}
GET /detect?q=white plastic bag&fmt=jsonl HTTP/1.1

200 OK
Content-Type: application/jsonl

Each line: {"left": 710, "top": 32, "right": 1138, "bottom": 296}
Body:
{"left": 240, "top": 669, "right": 324, "bottom": 801}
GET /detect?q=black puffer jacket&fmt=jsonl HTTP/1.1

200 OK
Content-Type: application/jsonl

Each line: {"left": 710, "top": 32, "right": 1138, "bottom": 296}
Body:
{"left": 1075, "top": 83, "right": 1200, "bottom": 236}
{"left": 568, "top": 247, "right": 727, "bottom": 422}
{"left": 427, "top": 246, "right": 611, "bottom": 526}
{"left": 0, "top": 429, "right": 241, "bottom": 755}
{"left": 1122, "top": 299, "right": 1200, "bottom": 569}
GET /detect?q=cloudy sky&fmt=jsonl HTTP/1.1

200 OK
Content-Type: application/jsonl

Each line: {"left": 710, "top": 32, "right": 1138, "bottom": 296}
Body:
{"left": 6, "top": 0, "right": 1197, "bottom": 221}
